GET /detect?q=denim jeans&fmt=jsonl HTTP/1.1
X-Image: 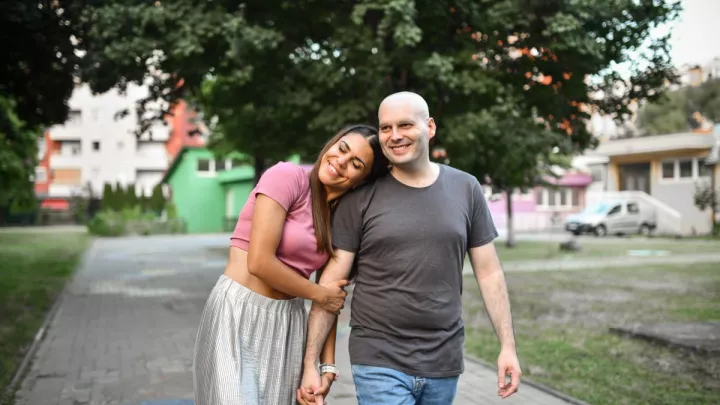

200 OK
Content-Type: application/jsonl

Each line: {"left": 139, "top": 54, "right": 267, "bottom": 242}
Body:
{"left": 351, "top": 365, "right": 459, "bottom": 405}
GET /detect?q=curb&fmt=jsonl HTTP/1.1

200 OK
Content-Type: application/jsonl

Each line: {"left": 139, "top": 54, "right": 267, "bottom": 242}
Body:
{"left": 2, "top": 239, "right": 95, "bottom": 404}
{"left": 463, "top": 355, "right": 593, "bottom": 405}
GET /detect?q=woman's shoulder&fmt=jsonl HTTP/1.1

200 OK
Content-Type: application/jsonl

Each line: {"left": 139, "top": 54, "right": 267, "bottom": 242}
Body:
{"left": 262, "top": 162, "right": 310, "bottom": 184}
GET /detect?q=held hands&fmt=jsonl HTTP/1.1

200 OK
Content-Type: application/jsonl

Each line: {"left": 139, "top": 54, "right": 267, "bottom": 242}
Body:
{"left": 497, "top": 347, "right": 522, "bottom": 399}
{"left": 316, "top": 279, "right": 350, "bottom": 314}
{"left": 296, "top": 367, "right": 335, "bottom": 405}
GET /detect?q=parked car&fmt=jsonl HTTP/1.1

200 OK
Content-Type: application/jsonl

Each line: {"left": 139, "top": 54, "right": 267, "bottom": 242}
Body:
{"left": 564, "top": 199, "right": 657, "bottom": 237}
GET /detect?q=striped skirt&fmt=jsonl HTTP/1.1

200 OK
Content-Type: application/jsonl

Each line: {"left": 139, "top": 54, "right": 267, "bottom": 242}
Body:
{"left": 193, "top": 275, "right": 307, "bottom": 405}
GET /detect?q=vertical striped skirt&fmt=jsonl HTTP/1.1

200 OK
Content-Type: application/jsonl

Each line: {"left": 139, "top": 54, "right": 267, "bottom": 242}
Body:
{"left": 193, "top": 275, "right": 307, "bottom": 405}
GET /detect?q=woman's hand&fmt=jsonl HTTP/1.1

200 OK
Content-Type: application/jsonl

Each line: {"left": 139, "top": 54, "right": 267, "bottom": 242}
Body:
{"left": 314, "top": 279, "right": 349, "bottom": 314}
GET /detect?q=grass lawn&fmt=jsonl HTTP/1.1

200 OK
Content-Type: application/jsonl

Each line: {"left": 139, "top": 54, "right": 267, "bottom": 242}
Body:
{"left": 492, "top": 239, "right": 720, "bottom": 262}
{"left": 463, "top": 262, "right": 720, "bottom": 405}
{"left": 0, "top": 232, "right": 90, "bottom": 401}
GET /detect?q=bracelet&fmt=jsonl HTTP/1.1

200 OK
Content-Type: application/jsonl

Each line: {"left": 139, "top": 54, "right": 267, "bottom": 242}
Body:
{"left": 319, "top": 363, "right": 340, "bottom": 380}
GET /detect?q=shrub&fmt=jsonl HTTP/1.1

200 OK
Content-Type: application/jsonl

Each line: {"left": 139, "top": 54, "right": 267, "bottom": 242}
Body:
{"left": 87, "top": 207, "right": 186, "bottom": 237}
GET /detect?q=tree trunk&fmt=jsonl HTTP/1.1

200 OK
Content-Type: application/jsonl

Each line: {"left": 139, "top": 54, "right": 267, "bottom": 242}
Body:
{"left": 505, "top": 190, "right": 516, "bottom": 248}
{"left": 253, "top": 154, "right": 267, "bottom": 186}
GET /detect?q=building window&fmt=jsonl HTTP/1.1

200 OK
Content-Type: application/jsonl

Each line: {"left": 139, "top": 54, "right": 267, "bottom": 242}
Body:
{"left": 660, "top": 158, "right": 710, "bottom": 182}
{"left": 678, "top": 159, "right": 693, "bottom": 178}
{"left": 661, "top": 161, "right": 675, "bottom": 179}
{"left": 215, "top": 159, "right": 228, "bottom": 172}
{"left": 35, "top": 167, "right": 47, "bottom": 183}
{"left": 230, "top": 158, "right": 244, "bottom": 169}
{"left": 68, "top": 109, "right": 82, "bottom": 125}
{"left": 92, "top": 141, "right": 100, "bottom": 151}
{"left": 197, "top": 159, "right": 211, "bottom": 173}
{"left": 538, "top": 187, "right": 578, "bottom": 210}
{"left": 589, "top": 165, "right": 604, "bottom": 182}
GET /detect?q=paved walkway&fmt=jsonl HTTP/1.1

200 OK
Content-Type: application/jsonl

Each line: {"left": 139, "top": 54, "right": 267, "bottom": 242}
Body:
{"left": 15, "top": 235, "right": 580, "bottom": 405}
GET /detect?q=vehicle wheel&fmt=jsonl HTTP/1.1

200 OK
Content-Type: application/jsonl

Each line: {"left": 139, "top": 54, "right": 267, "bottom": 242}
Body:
{"left": 571, "top": 230, "right": 581, "bottom": 236}
{"left": 594, "top": 224, "right": 607, "bottom": 237}
{"left": 639, "top": 223, "right": 652, "bottom": 236}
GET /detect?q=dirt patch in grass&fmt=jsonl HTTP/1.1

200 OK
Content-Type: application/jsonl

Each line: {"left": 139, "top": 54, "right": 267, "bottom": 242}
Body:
{"left": 463, "top": 262, "right": 720, "bottom": 405}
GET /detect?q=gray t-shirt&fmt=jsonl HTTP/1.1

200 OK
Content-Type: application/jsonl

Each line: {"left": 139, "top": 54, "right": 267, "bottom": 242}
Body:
{"left": 331, "top": 164, "right": 498, "bottom": 378}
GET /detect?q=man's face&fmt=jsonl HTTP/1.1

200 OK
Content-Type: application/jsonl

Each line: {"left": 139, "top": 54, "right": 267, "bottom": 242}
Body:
{"left": 377, "top": 102, "right": 436, "bottom": 166}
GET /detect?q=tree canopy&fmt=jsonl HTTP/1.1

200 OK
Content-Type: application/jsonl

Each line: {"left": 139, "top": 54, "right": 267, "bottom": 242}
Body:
{"left": 637, "top": 77, "right": 720, "bottom": 135}
{"left": 0, "top": 0, "right": 88, "bottom": 204}
{"left": 77, "top": 0, "right": 680, "bottom": 187}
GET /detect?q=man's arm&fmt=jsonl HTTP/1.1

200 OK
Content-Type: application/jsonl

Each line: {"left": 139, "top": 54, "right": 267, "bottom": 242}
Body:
{"left": 304, "top": 249, "right": 356, "bottom": 369}
{"left": 468, "top": 242, "right": 515, "bottom": 348}
{"left": 468, "top": 242, "right": 521, "bottom": 398}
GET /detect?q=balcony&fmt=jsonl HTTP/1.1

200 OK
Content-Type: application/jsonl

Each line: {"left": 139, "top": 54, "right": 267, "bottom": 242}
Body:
{"left": 48, "top": 125, "right": 83, "bottom": 141}
{"left": 134, "top": 154, "right": 169, "bottom": 171}
{"left": 50, "top": 153, "right": 83, "bottom": 169}
{"left": 48, "top": 183, "right": 84, "bottom": 198}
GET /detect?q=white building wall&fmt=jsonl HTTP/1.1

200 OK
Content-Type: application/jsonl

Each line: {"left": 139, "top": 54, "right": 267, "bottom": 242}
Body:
{"left": 47, "top": 84, "right": 170, "bottom": 197}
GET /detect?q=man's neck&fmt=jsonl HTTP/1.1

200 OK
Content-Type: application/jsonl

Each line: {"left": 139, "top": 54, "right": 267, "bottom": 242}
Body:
{"left": 390, "top": 160, "right": 440, "bottom": 188}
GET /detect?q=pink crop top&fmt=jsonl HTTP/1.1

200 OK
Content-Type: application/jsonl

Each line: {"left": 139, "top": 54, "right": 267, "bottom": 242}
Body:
{"left": 230, "top": 162, "right": 329, "bottom": 279}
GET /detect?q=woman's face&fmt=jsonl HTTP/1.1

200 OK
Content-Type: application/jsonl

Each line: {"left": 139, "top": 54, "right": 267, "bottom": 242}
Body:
{"left": 318, "top": 133, "right": 376, "bottom": 192}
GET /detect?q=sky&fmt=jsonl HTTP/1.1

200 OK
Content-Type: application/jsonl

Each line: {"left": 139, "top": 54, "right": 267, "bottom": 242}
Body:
{"left": 665, "top": 0, "right": 718, "bottom": 67}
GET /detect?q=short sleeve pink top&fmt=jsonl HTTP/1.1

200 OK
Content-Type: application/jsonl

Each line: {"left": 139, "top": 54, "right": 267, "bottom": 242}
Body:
{"left": 230, "top": 162, "right": 328, "bottom": 279}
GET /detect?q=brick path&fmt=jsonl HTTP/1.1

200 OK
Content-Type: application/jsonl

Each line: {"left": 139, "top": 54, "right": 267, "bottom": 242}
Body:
{"left": 16, "top": 235, "right": 578, "bottom": 405}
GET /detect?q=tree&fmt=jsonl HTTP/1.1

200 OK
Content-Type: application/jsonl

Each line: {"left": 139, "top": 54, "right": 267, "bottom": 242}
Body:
{"left": 1, "top": 1, "right": 88, "bottom": 198}
{"left": 694, "top": 179, "right": 718, "bottom": 236}
{"left": 149, "top": 184, "right": 165, "bottom": 214}
{"left": 126, "top": 183, "right": 139, "bottom": 208}
{"left": 114, "top": 182, "right": 126, "bottom": 211}
{"left": 139, "top": 189, "right": 149, "bottom": 212}
{"left": 637, "top": 78, "right": 720, "bottom": 135}
{"left": 79, "top": 0, "right": 679, "bottom": 194}
{"left": 0, "top": 96, "right": 40, "bottom": 208}
{"left": 101, "top": 183, "right": 114, "bottom": 211}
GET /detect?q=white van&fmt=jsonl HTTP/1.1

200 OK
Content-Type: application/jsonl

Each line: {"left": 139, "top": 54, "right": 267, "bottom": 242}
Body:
{"left": 564, "top": 199, "right": 657, "bottom": 237}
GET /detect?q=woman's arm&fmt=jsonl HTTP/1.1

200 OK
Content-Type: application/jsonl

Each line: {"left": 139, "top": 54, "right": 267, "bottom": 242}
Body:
{"left": 247, "top": 194, "right": 347, "bottom": 311}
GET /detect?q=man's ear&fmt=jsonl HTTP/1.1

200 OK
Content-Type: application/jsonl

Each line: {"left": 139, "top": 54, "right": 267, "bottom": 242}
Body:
{"left": 428, "top": 117, "right": 437, "bottom": 141}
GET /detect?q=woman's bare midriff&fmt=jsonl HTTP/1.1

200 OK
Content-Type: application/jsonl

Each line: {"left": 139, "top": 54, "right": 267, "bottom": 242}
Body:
{"left": 223, "top": 247, "right": 294, "bottom": 300}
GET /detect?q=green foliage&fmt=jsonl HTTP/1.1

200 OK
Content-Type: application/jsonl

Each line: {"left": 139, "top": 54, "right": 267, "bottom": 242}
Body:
{"left": 693, "top": 179, "right": 718, "bottom": 235}
{"left": 694, "top": 180, "right": 718, "bottom": 212}
{"left": 101, "top": 183, "right": 114, "bottom": 211}
{"left": 87, "top": 207, "right": 186, "bottom": 237}
{"left": 0, "top": 95, "right": 40, "bottom": 207}
{"left": 125, "top": 183, "right": 139, "bottom": 208}
{"left": 165, "top": 200, "right": 178, "bottom": 220}
{"left": 139, "top": 189, "right": 149, "bottom": 212}
{"left": 79, "top": 0, "right": 680, "bottom": 191}
{"left": 1, "top": 1, "right": 87, "bottom": 204}
{"left": 638, "top": 78, "right": 720, "bottom": 135}
{"left": 87, "top": 210, "right": 126, "bottom": 237}
{"left": 149, "top": 184, "right": 166, "bottom": 213}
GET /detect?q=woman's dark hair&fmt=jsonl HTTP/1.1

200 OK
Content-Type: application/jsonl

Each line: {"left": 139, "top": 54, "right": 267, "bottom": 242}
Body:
{"left": 309, "top": 124, "right": 389, "bottom": 255}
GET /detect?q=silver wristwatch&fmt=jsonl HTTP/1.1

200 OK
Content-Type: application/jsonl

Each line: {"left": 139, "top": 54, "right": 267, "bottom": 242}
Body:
{"left": 319, "top": 363, "right": 340, "bottom": 380}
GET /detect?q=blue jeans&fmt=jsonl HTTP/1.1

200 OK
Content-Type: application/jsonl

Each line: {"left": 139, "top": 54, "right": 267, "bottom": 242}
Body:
{"left": 351, "top": 365, "right": 459, "bottom": 405}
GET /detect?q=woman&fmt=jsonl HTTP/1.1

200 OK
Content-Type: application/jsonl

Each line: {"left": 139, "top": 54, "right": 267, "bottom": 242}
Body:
{"left": 193, "top": 124, "right": 389, "bottom": 404}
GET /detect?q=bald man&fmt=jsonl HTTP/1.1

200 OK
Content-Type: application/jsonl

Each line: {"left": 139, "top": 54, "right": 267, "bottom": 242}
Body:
{"left": 298, "top": 92, "right": 521, "bottom": 405}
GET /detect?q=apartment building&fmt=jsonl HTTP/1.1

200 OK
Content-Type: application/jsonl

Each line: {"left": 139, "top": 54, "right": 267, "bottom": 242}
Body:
{"left": 35, "top": 84, "right": 205, "bottom": 210}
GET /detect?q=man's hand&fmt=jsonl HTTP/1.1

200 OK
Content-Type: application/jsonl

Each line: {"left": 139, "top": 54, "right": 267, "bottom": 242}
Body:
{"left": 297, "top": 373, "right": 335, "bottom": 405}
{"left": 497, "top": 347, "right": 521, "bottom": 398}
{"left": 297, "top": 367, "right": 327, "bottom": 405}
